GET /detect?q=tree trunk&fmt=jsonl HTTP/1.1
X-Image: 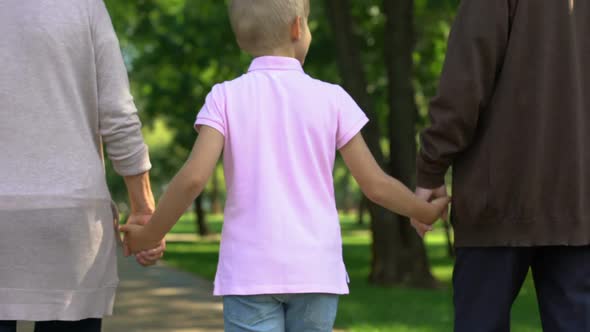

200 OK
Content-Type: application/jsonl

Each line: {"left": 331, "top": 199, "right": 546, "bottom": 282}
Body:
{"left": 380, "top": 0, "right": 436, "bottom": 286}
{"left": 325, "top": 0, "right": 437, "bottom": 287}
{"left": 338, "top": 169, "right": 355, "bottom": 212}
{"left": 194, "top": 195, "right": 210, "bottom": 236}
{"left": 357, "top": 197, "right": 366, "bottom": 225}
{"left": 210, "top": 165, "right": 222, "bottom": 214}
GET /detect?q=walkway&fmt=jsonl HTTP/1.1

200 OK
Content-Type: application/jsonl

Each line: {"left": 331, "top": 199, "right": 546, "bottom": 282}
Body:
{"left": 19, "top": 251, "right": 224, "bottom": 332}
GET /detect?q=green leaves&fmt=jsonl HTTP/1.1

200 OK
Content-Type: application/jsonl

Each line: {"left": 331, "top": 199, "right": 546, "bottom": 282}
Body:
{"left": 104, "top": 0, "right": 458, "bottom": 201}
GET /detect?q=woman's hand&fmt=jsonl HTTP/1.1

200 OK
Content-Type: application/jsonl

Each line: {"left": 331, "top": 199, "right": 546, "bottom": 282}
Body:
{"left": 124, "top": 213, "right": 166, "bottom": 266}
{"left": 120, "top": 222, "right": 164, "bottom": 257}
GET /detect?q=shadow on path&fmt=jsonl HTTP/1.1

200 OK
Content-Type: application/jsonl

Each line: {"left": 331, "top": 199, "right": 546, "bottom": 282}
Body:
{"left": 19, "top": 251, "right": 224, "bottom": 332}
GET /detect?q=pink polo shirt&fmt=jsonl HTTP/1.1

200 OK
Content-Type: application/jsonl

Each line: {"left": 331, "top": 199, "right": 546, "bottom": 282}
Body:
{"left": 195, "top": 56, "right": 368, "bottom": 296}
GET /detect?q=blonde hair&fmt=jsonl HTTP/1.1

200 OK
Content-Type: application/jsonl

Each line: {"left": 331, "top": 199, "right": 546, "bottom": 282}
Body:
{"left": 229, "top": 0, "right": 310, "bottom": 56}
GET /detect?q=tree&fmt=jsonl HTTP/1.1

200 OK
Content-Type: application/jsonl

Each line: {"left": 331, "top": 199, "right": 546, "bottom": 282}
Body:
{"left": 381, "top": 0, "right": 436, "bottom": 286}
{"left": 195, "top": 195, "right": 209, "bottom": 236}
{"left": 326, "top": 0, "right": 436, "bottom": 286}
{"left": 210, "top": 167, "right": 223, "bottom": 214}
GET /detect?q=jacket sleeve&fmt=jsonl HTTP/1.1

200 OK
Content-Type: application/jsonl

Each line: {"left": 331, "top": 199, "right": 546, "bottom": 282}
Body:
{"left": 91, "top": 0, "right": 151, "bottom": 176}
{"left": 417, "top": 0, "right": 511, "bottom": 188}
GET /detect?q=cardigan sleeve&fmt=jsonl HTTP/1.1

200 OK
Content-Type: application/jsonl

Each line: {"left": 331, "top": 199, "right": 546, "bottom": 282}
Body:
{"left": 91, "top": 0, "right": 151, "bottom": 176}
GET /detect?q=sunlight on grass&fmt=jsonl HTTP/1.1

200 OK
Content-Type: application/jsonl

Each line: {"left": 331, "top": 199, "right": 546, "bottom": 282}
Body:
{"left": 163, "top": 214, "right": 542, "bottom": 331}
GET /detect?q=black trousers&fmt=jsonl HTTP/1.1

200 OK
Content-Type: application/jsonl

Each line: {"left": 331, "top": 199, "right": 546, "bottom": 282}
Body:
{"left": 453, "top": 246, "right": 590, "bottom": 332}
{"left": 0, "top": 319, "right": 101, "bottom": 332}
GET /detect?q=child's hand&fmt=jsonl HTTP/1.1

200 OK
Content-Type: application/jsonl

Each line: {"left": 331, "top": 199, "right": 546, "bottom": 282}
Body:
{"left": 410, "top": 185, "right": 451, "bottom": 237}
{"left": 119, "top": 224, "right": 162, "bottom": 255}
{"left": 421, "top": 196, "right": 452, "bottom": 226}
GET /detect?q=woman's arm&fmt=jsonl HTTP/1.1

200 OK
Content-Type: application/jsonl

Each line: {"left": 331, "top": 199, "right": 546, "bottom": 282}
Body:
{"left": 124, "top": 172, "right": 156, "bottom": 215}
{"left": 92, "top": 0, "right": 151, "bottom": 177}
{"left": 123, "top": 172, "right": 167, "bottom": 266}
{"left": 90, "top": 2, "right": 161, "bottom": 262}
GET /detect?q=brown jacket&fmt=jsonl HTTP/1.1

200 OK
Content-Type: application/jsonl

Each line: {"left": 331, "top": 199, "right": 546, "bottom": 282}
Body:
{"left": 417, "top": 0, "right": 590, "bottom": 246}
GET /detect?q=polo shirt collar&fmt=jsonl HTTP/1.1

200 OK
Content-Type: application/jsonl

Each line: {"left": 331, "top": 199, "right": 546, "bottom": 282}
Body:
{"left": 248, "top": 56, "right": 304, "bottom": 72}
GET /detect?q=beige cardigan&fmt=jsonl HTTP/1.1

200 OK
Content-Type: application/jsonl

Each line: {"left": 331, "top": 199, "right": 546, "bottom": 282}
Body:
{"left": 0, "top": 0, "right": 150, "bottom": 321}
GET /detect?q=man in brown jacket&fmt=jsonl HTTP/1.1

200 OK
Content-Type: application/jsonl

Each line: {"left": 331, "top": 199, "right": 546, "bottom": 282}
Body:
{"left": 414, "top": 1, "right": 590, "bottom": 331}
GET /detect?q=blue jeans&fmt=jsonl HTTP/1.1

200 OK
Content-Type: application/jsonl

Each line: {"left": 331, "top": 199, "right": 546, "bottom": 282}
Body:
{"left": 223, "top": 294, "right": 339, "bottom": 332}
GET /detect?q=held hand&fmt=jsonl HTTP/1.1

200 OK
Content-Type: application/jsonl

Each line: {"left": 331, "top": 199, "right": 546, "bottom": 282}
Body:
{"left": 135, "top": 245, "right": 166, "bottom": 267}
{"left": 411, "top": 185, "right": 450, "bottom": 238}
{"left": 421, "top": 186, "right": 450, "bottom": 221}
{"left": 426, "top": 197, "right": 452, "bottom": 225}
{"left": 124, "top": 213, "right": 151, "bottom": 257}
{"left": 119, "top": 223, "right": 163, "bottom": 257}
{"left": 124, "top": 213, "right": 166, "bottom": 266}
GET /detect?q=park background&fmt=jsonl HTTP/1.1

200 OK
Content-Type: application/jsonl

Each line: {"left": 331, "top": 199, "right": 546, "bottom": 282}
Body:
{"left": 103, "top": 1, "right": 541, "bottom": 331}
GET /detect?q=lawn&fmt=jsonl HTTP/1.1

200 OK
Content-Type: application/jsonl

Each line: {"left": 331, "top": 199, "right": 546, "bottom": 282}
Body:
{"left": 163, "top": 214, "right": 542, "bottom": 332}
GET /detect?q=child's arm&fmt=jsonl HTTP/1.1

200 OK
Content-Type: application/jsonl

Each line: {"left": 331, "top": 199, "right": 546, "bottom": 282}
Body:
{"left": 340, "top": 133, "right": 449, "bottom": 224}
{"left": 121, "top": 126, "right": 224, "bottom": 253}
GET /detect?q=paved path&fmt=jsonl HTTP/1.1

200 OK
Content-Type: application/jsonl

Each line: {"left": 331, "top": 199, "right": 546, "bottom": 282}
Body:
{"left": 103, "top": 253, "right": 225, "bottom": 332}
{"left": 19, "top": 251, "right": 224, "bottom": 332}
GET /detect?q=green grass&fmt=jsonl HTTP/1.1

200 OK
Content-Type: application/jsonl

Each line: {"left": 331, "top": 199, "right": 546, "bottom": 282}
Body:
{"left": 164, "top": 214, "right": 543, "bottom": 331}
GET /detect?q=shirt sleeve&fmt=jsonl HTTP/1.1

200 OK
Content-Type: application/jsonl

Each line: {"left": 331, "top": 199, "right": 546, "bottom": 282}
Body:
{"left": 416, "top": 0, "right": 510, "bottom": 188}
{"left": 195, "top": 84, "right": 227, "bottom": 137}
{"left": 91, "top": 0, "right": 151, "bottom": 176}
{"left": 335, "top": 86, "right": 369, "bottom": 150}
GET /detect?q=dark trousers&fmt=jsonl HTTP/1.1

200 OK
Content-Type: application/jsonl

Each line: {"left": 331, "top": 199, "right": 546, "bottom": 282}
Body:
{"left": 0, "top": 319, "right": 101, "bottom": 332}
{"left": 454, "top": 246, "right": 590, "bottom": 332}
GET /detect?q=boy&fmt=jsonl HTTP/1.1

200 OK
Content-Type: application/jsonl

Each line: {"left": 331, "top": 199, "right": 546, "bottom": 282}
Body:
{"left": 122, "top": 0, "right": 449, "bottom": 331}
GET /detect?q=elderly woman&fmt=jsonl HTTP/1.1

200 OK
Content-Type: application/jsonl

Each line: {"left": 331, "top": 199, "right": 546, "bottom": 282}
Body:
{"left": 0, "top": 1, "right": 164, "bottom": 331}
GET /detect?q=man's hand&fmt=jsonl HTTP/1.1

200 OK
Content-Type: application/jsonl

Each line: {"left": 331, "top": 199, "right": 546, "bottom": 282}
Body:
{"left": 411, "top": 185, "right": 450, "bottom": 238}
{"left": 125, "top": 213, "right": 166, "bottom": 266}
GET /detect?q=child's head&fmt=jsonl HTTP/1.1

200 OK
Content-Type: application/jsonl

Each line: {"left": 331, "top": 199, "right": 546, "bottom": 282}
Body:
{"left": 229, "top": 0, "right": 311, "bottom": 64}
